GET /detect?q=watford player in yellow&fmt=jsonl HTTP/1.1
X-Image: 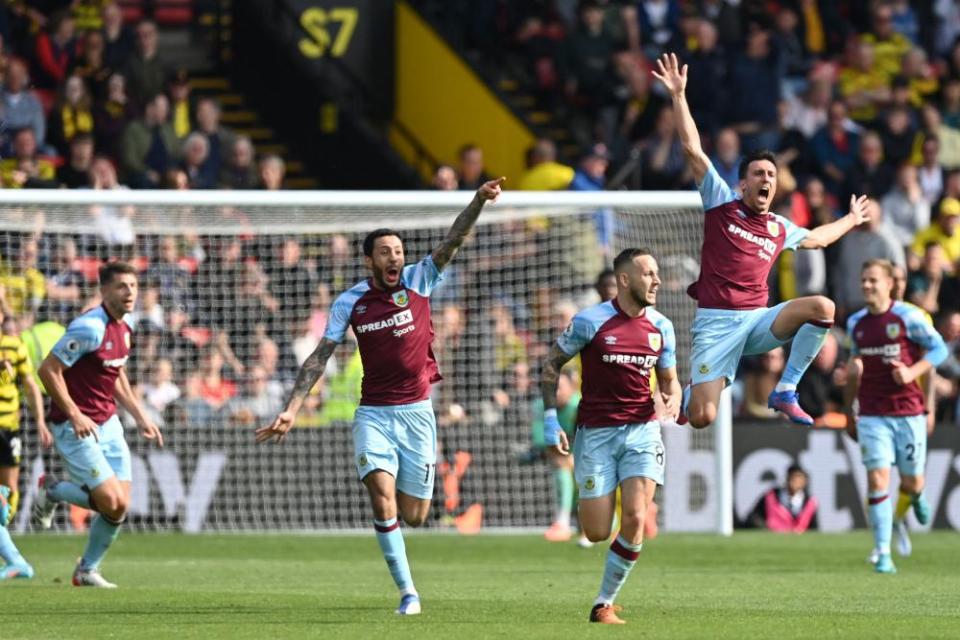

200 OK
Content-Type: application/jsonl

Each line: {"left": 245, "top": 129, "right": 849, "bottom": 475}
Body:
{"left": 0, "top": 309, "right": 51, "bottom": 580}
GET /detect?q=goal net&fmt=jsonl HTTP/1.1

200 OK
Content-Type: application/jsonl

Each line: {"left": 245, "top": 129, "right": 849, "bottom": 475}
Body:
{"left": 4, "top": 190, "right": 726, "bottom": 534}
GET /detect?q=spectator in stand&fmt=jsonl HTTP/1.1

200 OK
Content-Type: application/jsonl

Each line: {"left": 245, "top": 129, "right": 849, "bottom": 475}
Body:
{"left": 0, "top": 58, "right": 47, "bottom": 154}
{"left": 101, "top": 2, "right": 134, "bottom": 70}
{"left": 862, "top": 3, "right": 911, "bottom": 81}
{"left": 518, "top": 138, "right": 574, "bottom": 190}
{"left": 637, "top": 0, "right": 679, "bottom": 59}
{"left": 683, "top": 18, "right": 727, "bottom": 137}
{"left": 139, "top": 357, "right": 180, "bottom": 427}
{"left": 93, "top": 72, "right": 135, "bottom": 162}
{"left": 917, "top": 136, "right": 946, "bottom": 204}
{"left": 41, "top": 237, "right": 86, "bottom": 325}
{"left": 901, "top": 47, "right": 938, "bottom": 108}
{"left": 457, "top": 143, "right": 490, "bottom": 191}
{"left": 88, "top": 155, "right": 135, "bottom": 257}
{"left": 571, "top": 143, "right": 614, "bottom": 256}
{"left": 431, "top": 164, "right": 458, "bottom": 190}
{"left": 914, "top": 103, "right": 960, "bottom": 170}
{"left": 225, "top": 365, "right": 284, "bottom": 428}
{"left": 194, "top": 97, "right": 234, "bottom": 183}
{"left": 935, "top": 313, "right": 960, "bottom": 417}
{"left": 748, "top": 464, "right": 818, "bottom": 533}
{"left": 124, "top": 19, "right": 165, "bottom": 110}
{"left": 71, "top": 29, "right": 112, "bottom": 100}
{"left": 879, "top": 105, "right": 917, "bottom": 169}
{"left": 195, "top": 346, "right": 237, "bottom": 412}
{"left": 772, "top": 5, "right": 810, "bottom": 87}
{"left": 811, "top": 100, "right": 861, "bottom": 198}
{"left": 0, "top": 236, "right": 46, "bottom": 317}
{"left": 179, "top": 132, "right": 217, "bottom": 189}
{"left": 560, "top": 1, "right": 618, "bottom": 145}
{"left": 121, "top": 92, "right": 178, "bottom": 188}
{"left": 843, "top": 130, "right": 894, "bottom": 201}
{"left": 711, "top": 127, "right": 742, "bottom": 189}
{"left": 881, "top": 162, "right": 930, "bottom": 246}
{"left": 146, "top": 235, "right": 192, "bottom": 314}
{"left": 905, "top": 242, "right": 948, "bottom": 316}
{"left": 56, "top": 132, "right": 95, "bottom": 188}
{"left": 257, "top": 154, "right": 285, "bottom": 190}
{"left": 640, "top": 104, "right": 688, "bottom": 190}
{"left": 267, "top": 237, "right": 315, "bottom": 329}
{"left": 128, "top": 279, "right": 165, "bottom": 331}
{"left": 837, "top": 38, "right": 890, "bottom": 125}
{"left": 833, "top": 199, "right": 905, "bottom": 318}
{"left": 33, "top": 11, "right": 77, "bottom": 90}
{"left": 219, "top": 135, "right": 258, "bottom": 189}
{"left": 942, "top": 78, "right": 960, "bottom": 130}
{"left": 194, "top": 236, "right": 244, "bottom": 327}
{"left": 725, "top": 23, "right": 782, "bottom": 153}
{"left": 47, "top": 74, "right": 95, "bottom": 155}
{"left": 911, "top": 198, "right": 960, "bottom": 275}
{"left": 0, "top": 129, "right": 57, "bottom": 188}
{"left": 615, "top": 48, "right": 665, "bottom": 147}
{"left": 168, "top": 69, "right": 192, "bottom": 139}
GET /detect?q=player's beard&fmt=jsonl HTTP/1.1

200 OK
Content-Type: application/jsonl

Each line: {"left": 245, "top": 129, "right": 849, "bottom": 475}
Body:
{"left": 629, "top": 286, "right": 653, "bottom": 308}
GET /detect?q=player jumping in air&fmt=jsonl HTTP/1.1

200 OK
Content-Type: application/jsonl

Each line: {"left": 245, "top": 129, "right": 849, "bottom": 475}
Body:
{"left": 844, "top": 259, "right": 947, "bottom": 574}
{"left": 653, "top": 53, "right": 870, "bottom": 427}
{"left": 256, "top": 178, "right": 505, "bottom": 615}
{"left": 34, "top": 262, "right": 164, "bottom": 587}
{"left": 0, "top": 307, "right": 51, "bottom": 580}
{"left": 541, "top": 248, "right": 681, "bottom": 624}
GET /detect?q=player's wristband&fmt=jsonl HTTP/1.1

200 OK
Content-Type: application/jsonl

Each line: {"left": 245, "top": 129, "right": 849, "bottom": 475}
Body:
{"left": 544, "top": 408, "right": 562, "bottom": 446}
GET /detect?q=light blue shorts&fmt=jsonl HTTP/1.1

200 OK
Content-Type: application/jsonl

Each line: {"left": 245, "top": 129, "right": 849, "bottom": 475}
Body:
{"left": 689, "top": 302, "right": 789, "bottom": 386}
{"left": 52, "top": 414, "right": 131, "bottom": 490}
{"left": 573, "top": 420, "right": 664, "bottom": 499}
{"left": 858, "top": 414, "right": 927, "bottom": 476}
{"left": 353, "top": 400, "right": 437, "bottom": 500}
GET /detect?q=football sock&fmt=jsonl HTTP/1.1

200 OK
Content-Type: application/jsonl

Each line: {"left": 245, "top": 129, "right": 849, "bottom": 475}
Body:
{"left": 868, "top": 491, "right": 892, "bottom": 555}
{"left": 80, "top": 514, "right": 122, "bottom": 571}
{"left": 48, "top": 480, "right": 92, "bottom": 508}
{"left": 554, "top": 468, "right": 574, "bottom": 526}
{"left": 374, "top": 518, "right": 415, "bottom": 593}
{"left": 7, "top": 489, "right": 18, "bottom": 520}
{"left": 0, "top": 525, "right": 27, "bottom": 566}
{"left": 895, "top": 490, "right": 912, "bottom": 521}
{"left": 595, "top": 535, "right": 642, "bottom": 606}
{"left": 777, "top": 320, "right": 832, "bottom": 390}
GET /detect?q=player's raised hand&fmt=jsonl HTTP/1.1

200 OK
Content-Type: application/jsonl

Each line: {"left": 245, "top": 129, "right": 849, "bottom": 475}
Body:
{"left": 139, "top": 418, "right": 164, "bottom": 448}
{"left": 848, "top": 194, "right": 870, "bottom": 226}
{"left": 255, "top": 410, "right": 296, "bottom": 444}
{"left": 477, "top": 177, "right": 505, "bottom": 203}
{"left": 72, "top": 413, "right": 100, "bottom": 441}
{"left": 889, "top": 359, "right": 916, "bottom": 385}
{"left": 651, "top": 52, "right": 687, "bottom": 96}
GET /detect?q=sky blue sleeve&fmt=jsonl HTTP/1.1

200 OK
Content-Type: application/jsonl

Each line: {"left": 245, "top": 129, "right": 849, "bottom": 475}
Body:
{"left": 903, "top": 308, "right": 949, "bottom": 367}
{"left": 773, "top": 213, "right": 809, "bottom": 251}
{"left": 322, "top": 292, "right": 356, "bottom": 343}
{"left": 697, "top": 160, "right": 738, "bottom": 211}
{"left": 50, "top": 316, "right": 104, "bottom": 367}
{"left": 845, "top": 314, "right": 861, "bottom": 356}
{"left": 556, "top": 312, "right": 596, "bottom": 356}
{"left": 656, "top": 316, "right": 677, "bottom": 369}
{"left": 403, "top": 254, "right": 445, "bottom": 297}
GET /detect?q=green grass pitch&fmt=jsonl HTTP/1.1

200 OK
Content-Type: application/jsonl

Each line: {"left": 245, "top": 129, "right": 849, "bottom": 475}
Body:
{"left": 3, "top": 531, "right": 958, "bottom": 639}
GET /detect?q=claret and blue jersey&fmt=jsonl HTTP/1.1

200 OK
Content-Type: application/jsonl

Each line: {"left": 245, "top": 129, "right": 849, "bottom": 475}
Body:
{"left": 557, "top": 299, "right": 676, "bottom": 427}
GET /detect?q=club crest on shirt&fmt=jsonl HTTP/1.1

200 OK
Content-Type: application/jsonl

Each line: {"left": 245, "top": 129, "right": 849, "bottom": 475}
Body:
{"left": 766, "top": 221, "right": 780, "bottom": 237}
{"left": 699, "top": 363, "right": 710, "bottom": 374}
{"left": 583, "top": 476, "right": 596, "bottom": 491}
{"left": 648, "top": 333, "right": 661, "bottom": 351}
{"left": 886, "top": 323, "right": 901, "bottom": 339}
{"left": 605, "top": 335, "right": 617, "bottom": 345}
{"left": 391, "top": 291, "right": 409, "bottom": 307}
{"left": 358, "top": 453, "right": 368, "bottom": 467}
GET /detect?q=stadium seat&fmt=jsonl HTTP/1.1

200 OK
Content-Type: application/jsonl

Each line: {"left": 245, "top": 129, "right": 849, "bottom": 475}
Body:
{"left": 117, "top": 0, "right": 144, "bottom": 23}
{"left": 73, "top": 256, "right": 103, "bottom": 282}
{"left": 181, "top": 326, "right": 212, "bottom": 346}
{"left": 155, "top": 0, "right": 193, "bottom": 26}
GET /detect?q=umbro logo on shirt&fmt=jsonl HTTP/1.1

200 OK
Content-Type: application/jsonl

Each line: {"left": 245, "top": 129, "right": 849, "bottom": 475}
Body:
{"left": 605, "top": 336, "right": 617, "bottom": 345}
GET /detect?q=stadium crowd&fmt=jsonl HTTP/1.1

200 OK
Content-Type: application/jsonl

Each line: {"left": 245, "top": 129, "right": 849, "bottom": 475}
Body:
{"left": 0, "top": 0, "right": 958, "bottom": 448}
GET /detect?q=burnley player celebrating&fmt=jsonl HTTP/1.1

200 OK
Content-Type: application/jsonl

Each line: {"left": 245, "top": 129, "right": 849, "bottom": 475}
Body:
{"left": 256, "top": 178, "right": 504, "bottom": 615}
{"left": 541, "top": 248, "right": 680, "bottom": 624}
{"left": 653, "top": 53, "right": 870, "bottom": 427}
{"left": 34, "top": 262, "right": 164, "bottom": 587}
{"left": 844, "top": 259, "right": 947, "bottom": 574}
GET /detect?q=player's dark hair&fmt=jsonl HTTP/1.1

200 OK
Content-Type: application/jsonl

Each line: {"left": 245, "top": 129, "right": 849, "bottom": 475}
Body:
{"left": 363, "top": 229, "right": 403, "bottom": 257}
{"left": 99, "top": 261, "right": 137, "bottom": 286}
{"left": 787, "top": 464, "right": 806, "bottom": 478}
{"left": 738, "top": 150, "right": 778, "bottom": 180}
{"left": 613, "top": 248, "right": 653, "bottom": 273}
{"left": 595, "top": 268, "right": 615, "bottom": 284}
{"left": 861, "top": 258, "right": 895, "bottom": 278}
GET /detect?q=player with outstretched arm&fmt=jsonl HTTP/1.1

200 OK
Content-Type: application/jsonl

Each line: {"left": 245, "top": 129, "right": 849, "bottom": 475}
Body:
{"left": 256, "top": 178, "right": 504, "bottom": 615}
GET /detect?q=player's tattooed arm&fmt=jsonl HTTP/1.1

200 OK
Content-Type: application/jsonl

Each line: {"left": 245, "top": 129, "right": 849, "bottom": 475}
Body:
{"left": 432, "top": 177, "right": 505, "bottom": 270}
{"left": 541, "top": 344, "right": 575, "bottom": 410}
{"left": 257, "top": 337, "right": 339, "bottom": 444}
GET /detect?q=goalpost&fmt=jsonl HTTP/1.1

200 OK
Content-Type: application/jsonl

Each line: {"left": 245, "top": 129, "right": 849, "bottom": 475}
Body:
{"left": 1, "top": 189, "right": 731, "bottom": 535}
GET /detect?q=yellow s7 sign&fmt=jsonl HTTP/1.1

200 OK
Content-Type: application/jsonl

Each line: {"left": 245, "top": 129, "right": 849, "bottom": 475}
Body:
{"left": 298, "top": 7, "right": 359, "bottom": 58}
